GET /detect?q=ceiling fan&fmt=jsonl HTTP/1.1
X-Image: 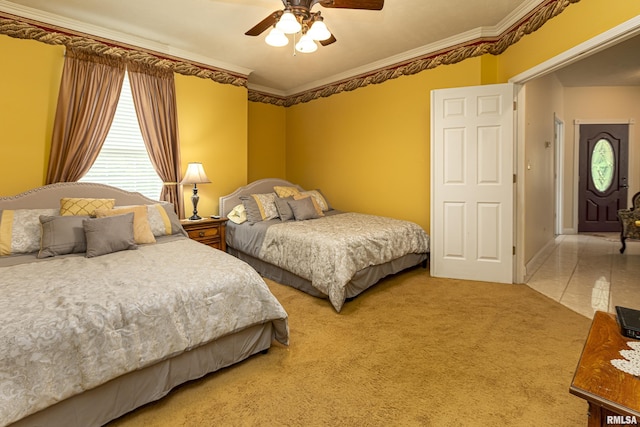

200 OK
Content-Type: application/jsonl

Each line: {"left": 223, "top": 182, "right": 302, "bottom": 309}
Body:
{"left": 245, "top": 0, "right": 384, "bottom": 53}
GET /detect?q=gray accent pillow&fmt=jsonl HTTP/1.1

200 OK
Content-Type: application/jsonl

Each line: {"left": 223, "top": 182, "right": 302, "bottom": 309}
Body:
{"left": 288, "top": 197, "right": 321, "bottom": 221}
{"left": 239, "top": 195, "right": 262, "bottom": 224}
{"left": 239, "top": 194, "right": 278, "bottom": 224}
{"left": 38, "top": 215, "right": 89, "bottom": 258}
{"left": 274, "top": 197, "right": 294, "bottom": 221}
{"left": 83, "top": 213, "right": 137, "bottom": 258}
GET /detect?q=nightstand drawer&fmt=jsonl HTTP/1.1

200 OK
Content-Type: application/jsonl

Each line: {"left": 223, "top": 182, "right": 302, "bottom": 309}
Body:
{"left": 186, "top": 226, "right": 219, "bottom": 240}
{"left": 197, "top": 238, "right": 223, "bottom": 250}
{"left": 180, "top": 218, "right": 227, "bottom": 252}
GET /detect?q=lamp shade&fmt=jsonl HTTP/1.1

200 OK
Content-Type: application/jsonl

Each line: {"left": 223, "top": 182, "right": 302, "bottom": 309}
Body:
{"left": 180, "top": 162, "right": 211, "bottom": 185}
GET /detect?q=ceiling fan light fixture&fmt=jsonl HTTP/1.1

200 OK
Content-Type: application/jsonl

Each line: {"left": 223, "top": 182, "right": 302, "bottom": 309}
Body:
{"left": 295, "top": 33, "right": 318, "bottom": 53}
{"left": 265, "top": 26, "right": 288, "bottom": 47}
{"left": 276, "top": 10, "right": 301, "bottom": 34}
{"left": 307, "top": 19, "right": 331, "bottom": 41}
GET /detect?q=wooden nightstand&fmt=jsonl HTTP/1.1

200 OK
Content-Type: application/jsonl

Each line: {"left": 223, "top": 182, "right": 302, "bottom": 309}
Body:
{"left": 180, "top": 218, "right": 227, "bottom": 251}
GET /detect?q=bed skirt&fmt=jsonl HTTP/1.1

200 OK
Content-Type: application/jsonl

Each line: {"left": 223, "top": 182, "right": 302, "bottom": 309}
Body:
{"left": 228, "top": 247, "right": 428, "bottom": 301}
{"left": 10, "top": 323, "right": 275, "bottom": 427}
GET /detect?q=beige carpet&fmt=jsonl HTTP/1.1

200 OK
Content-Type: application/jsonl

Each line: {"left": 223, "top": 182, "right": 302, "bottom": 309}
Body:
{"left": 109, "top": 268, "right": 592, "bottom": 426}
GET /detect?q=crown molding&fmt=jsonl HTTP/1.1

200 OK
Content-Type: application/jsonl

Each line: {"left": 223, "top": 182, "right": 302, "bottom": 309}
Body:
{"left": 284, "top": 27, "right": 496, "bottom": 97}
{"left": 0, "top": 0, "right": 580, "bottom": 106}
{"left": 278, "top": 0, "right": 544, "bottom": 98}
{"left": 0, "top": 0, "right": 252, "bottom": 79}
{"left": 250, "top": 0, "right": 580, "bottom": 106}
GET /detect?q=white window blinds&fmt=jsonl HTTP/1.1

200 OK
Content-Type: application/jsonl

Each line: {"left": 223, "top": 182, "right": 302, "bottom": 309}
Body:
{"left": 79, "top": 73, "right": 163, "bottom": 200}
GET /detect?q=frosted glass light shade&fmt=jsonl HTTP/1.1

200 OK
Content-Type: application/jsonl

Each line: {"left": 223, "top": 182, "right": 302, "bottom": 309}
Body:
{"left": 276, "top": 11, "right": 301, "bottom": 34}
{"left": 295, "top": 34, "right": 318, "bottom": 53}
{"left": 308, "top": 20, "right": 331, "bottom": 41}
{"left": 265, "top": 27, "right": 288, "bottom": 47}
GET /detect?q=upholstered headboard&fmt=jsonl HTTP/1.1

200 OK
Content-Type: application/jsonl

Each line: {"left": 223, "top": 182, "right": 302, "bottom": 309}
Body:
{"left": 0, "top": 182, "right": 161, "bottom": 210}
{"left": 219, "top": 178, "right": 304, "bottom": 218}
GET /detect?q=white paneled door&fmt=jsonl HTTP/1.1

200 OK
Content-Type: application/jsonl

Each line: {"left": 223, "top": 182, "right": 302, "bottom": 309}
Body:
{"left": 431, "top": 84, "right": 514, "bottom": 283}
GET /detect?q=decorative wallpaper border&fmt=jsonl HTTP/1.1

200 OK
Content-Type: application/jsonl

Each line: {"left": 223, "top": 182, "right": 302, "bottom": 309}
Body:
{"left": 0, "top": 12, "right": 247, "bottom": 88}
{"left": 249, "top": 0, "right": 580, "bottom": 107}
{"left": 1, "top": 0, "right": 579, "bottom": 106}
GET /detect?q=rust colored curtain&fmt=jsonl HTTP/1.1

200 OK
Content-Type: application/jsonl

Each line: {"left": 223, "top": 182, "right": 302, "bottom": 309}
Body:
{"left": 46, "top": 49, "right": 125, "bottom": 184}
{"left": 127, "top": 63, "right": 184, "bottom": 218}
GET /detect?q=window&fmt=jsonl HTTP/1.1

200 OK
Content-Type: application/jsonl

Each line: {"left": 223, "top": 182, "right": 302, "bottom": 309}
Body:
{"left": 80, "top": 73, "right": 163, "bottom": 200}
{"left": 590, "top": 138, "right": 615, "bottom": 193}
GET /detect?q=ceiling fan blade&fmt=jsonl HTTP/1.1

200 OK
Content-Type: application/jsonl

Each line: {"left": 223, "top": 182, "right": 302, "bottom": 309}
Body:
{"left": 318, "top": 0, "right": 384, "bottom": 10}
{"left": 245, "top": 11, "right": 283, "bottom": 36}
{"left": 319, "top": 33, "right": 337, "bottom": 46}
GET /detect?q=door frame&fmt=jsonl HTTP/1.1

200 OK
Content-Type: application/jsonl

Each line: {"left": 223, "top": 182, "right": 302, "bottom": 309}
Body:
{"left": 554, "top": 114, "right": 564, "bottom": 235}
{"left": 509, "top": 15, "right": 640, "bottom": 283}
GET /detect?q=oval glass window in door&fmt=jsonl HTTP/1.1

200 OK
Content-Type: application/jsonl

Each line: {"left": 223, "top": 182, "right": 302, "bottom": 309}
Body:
{"left": 591, "top": 138, "right": 615, "bottom": 192}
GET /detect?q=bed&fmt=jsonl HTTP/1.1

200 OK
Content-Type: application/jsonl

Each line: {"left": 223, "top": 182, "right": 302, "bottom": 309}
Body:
{"left": 0, "top": 182, "right": 288, "bottom": 427}
{"left": 219, "top": 178, "right": 430, "bottom": 312}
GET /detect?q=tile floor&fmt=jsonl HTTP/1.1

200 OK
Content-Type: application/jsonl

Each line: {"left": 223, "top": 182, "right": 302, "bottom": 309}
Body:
{"left": 526, "top": 232, "right": 640, "bottom": 319}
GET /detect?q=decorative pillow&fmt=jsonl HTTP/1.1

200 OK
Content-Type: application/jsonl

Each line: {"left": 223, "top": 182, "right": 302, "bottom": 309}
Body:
{"left": 146, "top": 203, "right": 185, "bottom": 237}
{"left": 227, "top": 204, "right": 247, "bottom": 225}
{"left": 288, "top": 197, "right": 322, "bottom": 221}
{"left": 94, "top": 206, "right": 156, "bottom": 244}
{"left": 293, "top": 194, "right": 324, "bottom": 217}
{"left": 301, "top": 189, "right": 331, "bottom": 211}
{"left": 118, "top": 203, "right": 185, "bottom": 237}
{"left": 274, "top": 186, "right": 301, "bottom": 198}
{"left": 38, "top": 215, "right": 89, "bottom": 258}
{"left": 60, "top": 198, "right": 115, "bottom": 216}
{"left": 274, "top": 197, "right": 295, "bottom": 221}
{"left": 240, "top": 193, "right": 278, "bottom": 224}
{"left": 83, "top": 213, "right": 137, "bottom": 258}
{"left": 0, "top": 208, "right": 59, "bottom": 256}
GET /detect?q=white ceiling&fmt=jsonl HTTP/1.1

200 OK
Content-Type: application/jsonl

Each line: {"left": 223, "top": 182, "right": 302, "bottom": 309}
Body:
{"left": 553, "top": 34, "right": 640, "bottom": 87}
{"left": 1, "top": 0, "right": 639, "bottom": 95}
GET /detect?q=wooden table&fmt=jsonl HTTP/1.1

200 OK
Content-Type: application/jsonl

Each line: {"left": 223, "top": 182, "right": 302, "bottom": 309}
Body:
{"left": 570, "top": 311, "right": 640, "bottom": 426}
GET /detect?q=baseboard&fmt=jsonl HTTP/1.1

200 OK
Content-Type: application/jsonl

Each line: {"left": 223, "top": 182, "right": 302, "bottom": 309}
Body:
{"left": 524, "top": 237, "right": 559, "bottom": 283}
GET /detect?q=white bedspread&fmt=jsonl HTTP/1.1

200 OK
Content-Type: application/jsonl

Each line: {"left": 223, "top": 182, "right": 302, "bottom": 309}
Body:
{"left": 0, "top": 238, "right": 288, "bottom": 426}
{"left": 258, "top": 212, "right": 429, "bottom": 312}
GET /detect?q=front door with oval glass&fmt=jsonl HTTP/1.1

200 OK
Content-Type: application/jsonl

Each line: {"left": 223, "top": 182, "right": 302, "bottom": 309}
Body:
{"left": 578, "top": 123, "right": 629, "bottom": 232}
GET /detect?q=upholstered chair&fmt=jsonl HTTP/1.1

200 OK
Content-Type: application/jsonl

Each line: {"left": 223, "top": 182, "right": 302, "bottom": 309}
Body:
{"left": 617, "top": 191, "right": 640, "bottom": 253}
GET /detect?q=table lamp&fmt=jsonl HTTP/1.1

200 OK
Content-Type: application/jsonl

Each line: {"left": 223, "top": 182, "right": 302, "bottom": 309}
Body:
{"left": 180, "top": 162, "right": 211, "bottom": 220}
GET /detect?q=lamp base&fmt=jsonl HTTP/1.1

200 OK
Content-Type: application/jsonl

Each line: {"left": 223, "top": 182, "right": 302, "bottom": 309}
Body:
{"left": 189, "top": 185, "right": 201, "bottom": 221}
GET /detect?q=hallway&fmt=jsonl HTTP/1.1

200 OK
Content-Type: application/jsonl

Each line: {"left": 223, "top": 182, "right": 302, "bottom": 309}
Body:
{"left": 526, "top": 233, "right": 640, "bottom": 319}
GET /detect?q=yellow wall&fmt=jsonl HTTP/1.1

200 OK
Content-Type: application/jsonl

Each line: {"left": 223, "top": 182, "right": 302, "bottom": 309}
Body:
{"left": 247, "top": 101, "right": 286, "bottom": 182}
{"left": 175, "top": 75, "right": 248, "bottom": 217}
{"left": 2, "top": 0, "right": 639, "bottom": 230}
{"left": 286, "top": 59, "right": 483, "bottom": 230}
{"left": 270, "top": 0, "right": 640, "bottom": 234}
{"left": 0, "top": 35, "right": 64, "bottom": 196}
{"left": 0, "top": 35, "right": 248, "bottom": 219}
